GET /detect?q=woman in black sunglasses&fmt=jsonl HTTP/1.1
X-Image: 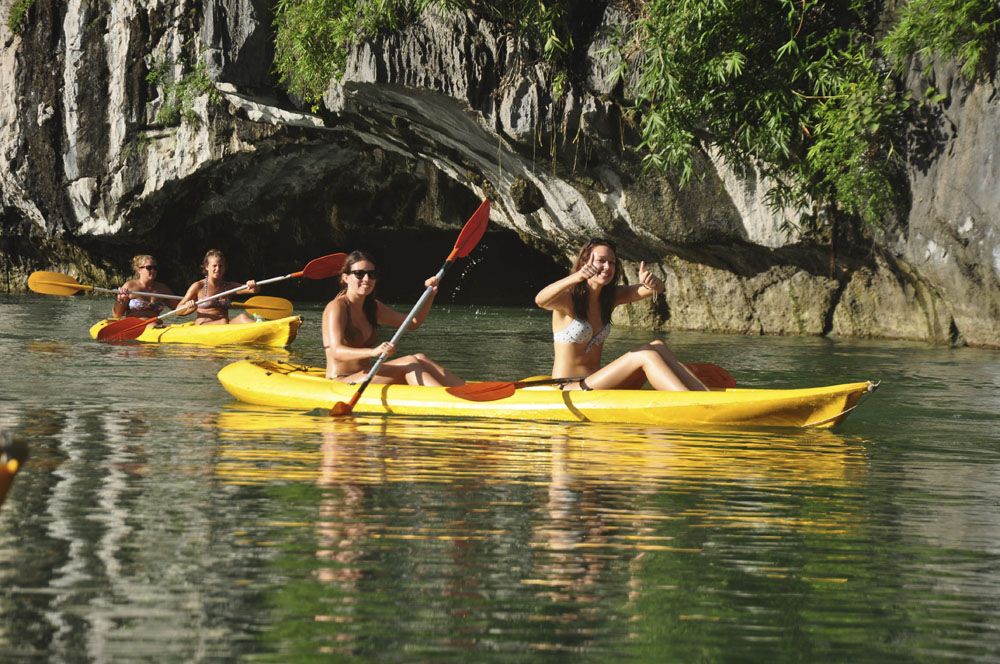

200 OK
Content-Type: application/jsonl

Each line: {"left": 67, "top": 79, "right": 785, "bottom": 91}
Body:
{"left": 534, "top": 239, "right": 707, "bottom": 392}
{"left": 112, "top": 254, "right": 175, "bottom": 321}
{"left": 321, "top": 250, "right": 464, "bottom": 386}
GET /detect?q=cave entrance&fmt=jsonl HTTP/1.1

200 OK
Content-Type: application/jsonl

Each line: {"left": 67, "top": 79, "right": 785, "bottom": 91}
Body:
{"left": 287, "top": 227, "right": 568, "bottom": 307}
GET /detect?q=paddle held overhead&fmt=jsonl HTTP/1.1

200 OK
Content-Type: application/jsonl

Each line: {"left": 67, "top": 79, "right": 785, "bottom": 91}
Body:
{"left": 329, "top": 199, "right": 491, "bottom": 416}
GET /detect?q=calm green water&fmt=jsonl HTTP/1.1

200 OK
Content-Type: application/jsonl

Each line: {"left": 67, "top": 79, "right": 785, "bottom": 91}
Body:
{"left": 2, "top": 293, "right": 1000, "bottom": 662}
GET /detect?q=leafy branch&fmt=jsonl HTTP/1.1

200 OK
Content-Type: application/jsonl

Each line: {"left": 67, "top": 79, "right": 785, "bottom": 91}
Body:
{"left": 145, "top": 58, "right": 220, "bottom": 126}
{"left": 6, "top": 0, "right": 36, "bottom": 35}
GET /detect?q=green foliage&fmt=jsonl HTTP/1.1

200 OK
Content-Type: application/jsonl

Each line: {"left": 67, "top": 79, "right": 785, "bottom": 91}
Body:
{"left": 269, "top": 0, "right": 998, "bottom": 233}
{"left": 272, "top": 0, "right": 359, "bottom": 105}
{"left": 881, "top": 0, "right": 1000, "bottom": 79}
{"left": 6, "top": 0, "right": 36, "bottom": 35}
{"left": 272, "top": 0, "right": 572, "bottom": 104}
{"left": 146, "top": 58, "right": 220, "bottom": 126}
{"left": 608, "top": 0, "right": 908, "bottom": 228}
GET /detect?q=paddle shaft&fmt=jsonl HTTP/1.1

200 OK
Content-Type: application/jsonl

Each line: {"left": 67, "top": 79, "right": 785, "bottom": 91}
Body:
{"left": 102, "top": 287, "right": 289, "bottom": 315}
{"left": 343, "top": 261, "right": 455, "bottom": 411}
{"left": 115, "top": 289, "right": 181, "bottom": 299}
{"left": 509, "top": 376, "right": 586, "bottom": 389}
{"left": 446, "top": 362, "right": 736, "bottom": 401}
{"left": 28, "top": 273, "right": 180, "bottom": 299}
{"left": 98, "top": 288, "right": 284, "bottom": 312}
{"left": 128, "top": 272, "right": 304, "bottom": 327}
{"left": 169, "top": 267, "right": 317, "bottom": 318}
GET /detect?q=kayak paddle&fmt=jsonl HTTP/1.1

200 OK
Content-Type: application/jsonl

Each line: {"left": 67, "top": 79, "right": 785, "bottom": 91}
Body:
{"left": 28, "top": 270, "right": 175, "bottom": 299}
{"left": 685, "top": 362, "right": 736, "bottom": 389}
{"left": 29, "top": 270, "right": 294, "bottom": 319}
{"left": 446, "top": 362, "right": 737, "bottom": 401}
{"left": 446, "top": 376, "right": 587, "bottom": 401}
{"left": 330, "top": 199, "right": 491, "bottom": 417}
{"left": 97, "top": 253, "right": 346, "bottom": 341}
{"left": 231, "top": 296, "right": 295, "bottom": 320}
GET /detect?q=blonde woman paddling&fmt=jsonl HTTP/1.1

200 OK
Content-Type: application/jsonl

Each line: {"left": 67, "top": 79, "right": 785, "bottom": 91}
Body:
{"left": 535, "top": 238, "right": 707, "bottom": 392}
{"left": 113, "top": 254, "right": 174, "bottom": 321}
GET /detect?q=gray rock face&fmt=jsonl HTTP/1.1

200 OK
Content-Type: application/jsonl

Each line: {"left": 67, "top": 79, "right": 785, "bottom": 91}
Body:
{"left": 1, "top": 1, "right": 999, "bottom": 346}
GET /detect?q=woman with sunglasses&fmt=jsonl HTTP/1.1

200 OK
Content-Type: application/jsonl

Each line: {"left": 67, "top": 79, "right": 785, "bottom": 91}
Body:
{"left": 176, "top": 249, "right": 259, "bottom": 324}
{"left": 322, "top": 250, "right": 465, "bottom": 386}
{"left": 112, "top": 254, "right": 175, "bottom": 320}
{"left": 535, "top": 239, "right": 708, "bottom": 392}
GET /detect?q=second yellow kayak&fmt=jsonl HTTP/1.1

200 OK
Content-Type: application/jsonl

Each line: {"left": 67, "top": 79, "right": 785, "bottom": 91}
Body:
{"left": 89, "top": 315, "right": 302, "bottom": 347}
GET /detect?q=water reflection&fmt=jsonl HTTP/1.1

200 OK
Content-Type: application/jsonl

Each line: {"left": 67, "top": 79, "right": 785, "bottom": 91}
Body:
{"left": 211, "top": 407, "right": 872, "bottom": 656}
{"left": 214, "top": 406, "right": 867, "bottom": 497}
{"left": 6, "top": 296, "right": 1000, "bottom": 661}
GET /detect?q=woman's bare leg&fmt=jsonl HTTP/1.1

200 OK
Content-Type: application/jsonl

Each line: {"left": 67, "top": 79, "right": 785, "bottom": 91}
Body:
{"left": 367, "top": 354, "right": 464, "bottom": 387}
{"left": 582, "top": 342, "right": 708, "bottom": 391}
{"left": 647, "top": 340, "right": 709, "bottom": 390}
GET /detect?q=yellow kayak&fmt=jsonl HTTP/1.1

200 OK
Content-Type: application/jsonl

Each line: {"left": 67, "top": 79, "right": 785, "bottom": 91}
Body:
{"left": 89, "top": 316, "right": 302, "bottom": 347}
{"left": 217, "top": 360, "right": 877, "bottom": 428}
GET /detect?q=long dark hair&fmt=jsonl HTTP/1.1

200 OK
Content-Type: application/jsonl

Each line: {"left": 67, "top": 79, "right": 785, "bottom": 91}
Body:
{"left": 569, "top": 238, "right": 619, "bottom": 324}
{"left": 339, "top": 250, "right": 378, "bottom": 329}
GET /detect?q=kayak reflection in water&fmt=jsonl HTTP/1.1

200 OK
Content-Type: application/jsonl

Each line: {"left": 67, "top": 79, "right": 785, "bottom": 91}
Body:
{"left": 0, "top": 428, "right": 27, "bottom": 509}
{"left": 321, "top": 250, "right": 465, "bottom": 386}
{"left": 112, "top": 254, "right": 174, "bottom": 321}
{"left": 176, "top": 249, "right": 259, "bottom": 325}
{"left": 534, "top": 238, "right": 708, "bottom": 392}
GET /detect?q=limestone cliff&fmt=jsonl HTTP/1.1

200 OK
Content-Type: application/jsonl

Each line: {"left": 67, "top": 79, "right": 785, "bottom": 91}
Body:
{"left": 1, "top": 0, "right": 998, "bottom": 346}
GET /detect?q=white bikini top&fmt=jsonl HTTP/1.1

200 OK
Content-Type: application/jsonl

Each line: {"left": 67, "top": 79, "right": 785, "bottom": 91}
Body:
{"left": 553, "top": 317, "right": 611, "bottom": 353}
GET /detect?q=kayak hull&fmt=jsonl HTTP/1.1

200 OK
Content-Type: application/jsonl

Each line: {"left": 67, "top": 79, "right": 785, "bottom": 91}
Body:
{"left": 217, "top": 360, "right": 876, "bottom": 428}
{"left": 89, "top": 316, "right": 302, "bottom": 347}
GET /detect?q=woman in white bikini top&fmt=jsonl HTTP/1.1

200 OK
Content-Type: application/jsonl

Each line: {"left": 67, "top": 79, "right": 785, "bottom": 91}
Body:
{"left": 535, "top": 238, "right": 708, "bottom": 392}
{"left": 552, "top": 317, "right": 611, "bottom": 353}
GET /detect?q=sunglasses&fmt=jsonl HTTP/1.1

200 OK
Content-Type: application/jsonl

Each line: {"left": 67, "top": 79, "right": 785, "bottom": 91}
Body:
{"left": 348, "top": 269, "right": 377, "bottom": 280}
{"left": 141, "top": 265, "right": 158, "bottom": 271}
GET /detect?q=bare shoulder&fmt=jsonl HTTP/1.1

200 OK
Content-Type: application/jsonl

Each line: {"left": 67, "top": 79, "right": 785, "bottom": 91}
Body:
{"left": 323, "top": 296, "right": 347, "bottom": 317}
{"left": 183, "top": 279, "right": 205, "bottom": 297}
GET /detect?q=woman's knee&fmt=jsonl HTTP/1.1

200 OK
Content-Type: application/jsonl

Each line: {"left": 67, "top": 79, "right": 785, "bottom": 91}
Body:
{"left": 637, "top": 348, "right": 663, "bottom": 363}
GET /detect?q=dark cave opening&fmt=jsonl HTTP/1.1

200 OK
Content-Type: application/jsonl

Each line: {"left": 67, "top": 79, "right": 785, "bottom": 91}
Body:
{"left": 241, "top": 227, "right": 569, "bottom": 308}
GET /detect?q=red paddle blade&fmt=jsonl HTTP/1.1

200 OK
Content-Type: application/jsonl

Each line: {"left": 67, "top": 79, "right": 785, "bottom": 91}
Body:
{"left": 453, "top": 199, "right": 490, "bottom": 259}
{"left": 328, "top": 401, "right": 352, "bottom": 417}
{"left": 445, "top": 381, "right": 518, "bottom": 402}
{"left": 96, "top": 317, "right": 150, "bottom": 341}
{"left": 685, "top": 362, "right": 736, "bottom": 388}
{"left": 301, "top": 253, "right": 347, "bottom": 280}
